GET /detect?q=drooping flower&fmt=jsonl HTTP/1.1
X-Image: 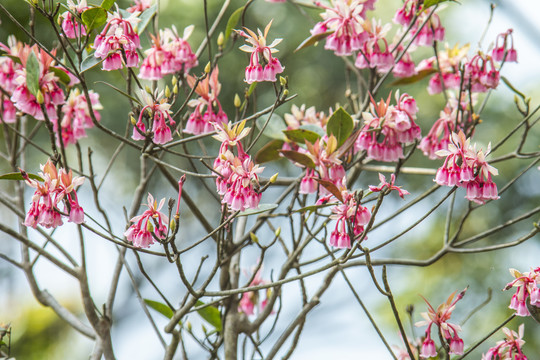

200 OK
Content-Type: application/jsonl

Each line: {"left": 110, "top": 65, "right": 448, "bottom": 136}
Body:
{"left": 184, "top": 66, "right": 227, "bottom": 135}
{"left": 369, "top": 173, "right": 410, "bottom": 198}
{"left": 415, "top": 288, "right": 467, "bottom": 358}
{"left": 127, "top": 0, "right": 153, "bottom": 13}
{"left": 132, "top": 90, "right": 176, "bottom": 144}
{"left": 354, "top": 19, "right": 394, "bottom": 73}
{"left": 238, "top": 266, "right": 272, "bottom": 316}
{"left": 482, "top": 324, "right": 528, "bottom": 360}
{"left": 93, "top": 11, "right": 141, "bottom": 71}
{"left": 57, "top": 88, "right": 102, "bottom": 145}
{"left": 328, "top": 189, "right": 371, "bottom": 248}
{"left": 59, "top": 0, "right": 89, "bottom": 39}
{"left": 504, "top": 267, "right": 540, "bottom": 317}
{"left": 22, "top": 159, "right": 85, "bottom": 229}
{"left": 124, "top": 193, "right": 169, "bottom": 248}
{"left": 236, "top": 21, "right": 284, "bottom": 83}
{"left": 492, "top": 29, "right": 517, "bottom": 63}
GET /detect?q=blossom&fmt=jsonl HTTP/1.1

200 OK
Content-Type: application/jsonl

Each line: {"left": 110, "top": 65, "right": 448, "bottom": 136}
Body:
{"left": 57, "top": 89, "right": 102, "bottom": 145}
{"left": 184, "top": 67, "right": 227, "bottom": 135}
{"left": 139, "top": 25, "right": 197, "bottom": 80}
{"left": 415, "top": 288, "right": 467, "bottom": 358}
{"left": 236, "top": 21, "right": 284, "bottom": 83}
{"left": 93, "top": 11, "right": 141, "bottom": 71}
{"left": 238, "top": 266, "right": 272, "bottom": 316}
{"left": 492, "top": 29, "right": 517, "bottom": 63}
{"left": 59, "top": 0, "right": 88, "bottom": 39}
{"left": 127, "top": 0, "right": 152, "bottom": 13}
{"left": 329, "top": 190, "right": 371, "bottom": 248}
{"left": 132, "top": 90, "right": 176, "bottom": 144}
{"left": 124, "top": 193, "right": 169, "bottom": 248}
{"left": 354, "top": 19, "right": 394, "bottom": 73}
{"left": 482, "top": 324, "right": 527, "bottom": 360}
{"left": 369, "top": 173, "right": 410, "bottom": 198}
{"left": 311, "top": 0, "right": 372, "bottom": 56}
{"left": 22, "top": 159, "right": 85, "bottom": 229}
{"left": 504, "top": 267, "right": 540, "bottom": 317}
{"left": 355, "top": 92, "right": 421, "bottom": 162}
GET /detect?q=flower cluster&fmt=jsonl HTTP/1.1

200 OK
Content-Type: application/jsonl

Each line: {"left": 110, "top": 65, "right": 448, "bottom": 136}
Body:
{"left": 328, "top": 190, "right": 371, "bottom": 248}
{"left": 415, "top": 288, "right": 467, "bottom": 358}
{"left": 10, "top": 45, "right": 65, "bottom": 121}
{"left": 237, "top": 21, "right": 284, "bottom": 83}
{"left": 311, "top": 0, "right": 374, "bottom": 56}
{"left": 213, "top": 121, "right": 263, "bottom": 211}
{"left": 93, "top": 11, "right": 140, "bottom": 71}
{"left": 59, "top": 0, "right": 88, "bottom": 39}
{"left": 354, "top": 19, "right": 394, "bottom": 73}
{"left": 492, "top": 29, "right": 517, "bottom": 63}
{"left": 369, "top": 173, "right": 410, "bottom": 199}
{"left": 238, "top": 267, "right": 271, "bottom": 316}
{"left": 435, "top": 130, "right": 499, "bottom": 204}
{"left": 355, "top": 92, "right": 421, "bottom": 162}
{"left": 124, "top": 176, "right": 185, "bottom": 248}
{"left": 139, "top": 26, "right": 198, "bottom": 80}
{"left": 0, "top": 36, "right": 22, "bottom": 123}
{"left": 184, "top": 67, "right": 227, "bottom": 135}
{"left": 504, "top": 267, "right": 540, "bottom": 317}
{"left": 57, "top": 89, "right": 102, "bottom": 146}
{"left": 482, "top": 324, "right": 528, "bottom": 360}
{"left": 22, "top": 159, "right": 85, "bottom": 229}
{"left": 132, "top": 90, "right": 176, "bottom": 144}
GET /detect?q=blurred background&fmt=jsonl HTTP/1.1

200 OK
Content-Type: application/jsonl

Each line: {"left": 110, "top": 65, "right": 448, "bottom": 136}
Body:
{"left": 0, "top": 0, "right": 539, "bottom": 358}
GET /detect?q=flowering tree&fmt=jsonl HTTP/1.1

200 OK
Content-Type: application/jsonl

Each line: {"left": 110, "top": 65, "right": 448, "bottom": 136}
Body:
{"left": 0, "top": 0, "right": 539, "bottom": 359}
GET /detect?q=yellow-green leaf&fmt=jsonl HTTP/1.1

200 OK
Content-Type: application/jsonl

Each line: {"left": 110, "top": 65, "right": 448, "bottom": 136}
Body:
{"left": 81, "top": 7, "right": 107, "bottom": 31}
{"left": 225, "top": 6, "right": 244, "bottom": 45}
{"left": 25, "top": 51, "right": 41, "bottom": 97}
{"left": 255, "top": 139, "right": 284, "bottom": 163}
{"left": 326, "top": 107, "right": 353, "bottom": 147}
{"left": 195, "top": 300, "right": 222, "bottom": 332}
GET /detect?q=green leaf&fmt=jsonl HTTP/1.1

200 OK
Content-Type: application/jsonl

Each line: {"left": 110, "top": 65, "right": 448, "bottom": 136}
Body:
{"left": 195, "top": 300, "right": 222, "bottom": 332}
{"left": 81, "top": 7, "right": 107, "bottom": 31}
{"left": 256, "top": 113, "right": 286, "bottom": 141}
{"left": 314, "top": 178, "right": 343, "bottom": 202}
{"left": 293, "top": 202, "right": 337, "bottom": 213}
{"left": 25, "top": 51, "right": 41, "bottom": 97}
{"left": 283, "top": 128, "right": 321, "bottom": 144}
{"left": 279, "top": 150, "right": 316, "bottom": 169}
{"left": 224, "top": 6, "right": 244, "bottom": 45}
{"left": 255, "top": 139, "right": 284, "bottom": 163}
{"left": 295, "top": 30, "right": 334, "bottom": 52}
{"left": 49, "top": 66, "right": 72, "bottom": 85}
{"left": 390, "top": 69, "right": 437, "bottom": 86}
{"left": 100, "top": 0, "right": 115, "bottom": 10}
{"left": 326, "top": 107, "right": 354, "bottom": 147}
{"left": 0, "top": 172, "right": 44, "bottom": 181}
{"left": 238, "top": 203, "right": 279, "bottom": 217}
{"left": 144, "top": 299, "right": 174, "bottom": 319}
{"left": 80, "top": 53, "right": 103, "bottom": 73}
{"left": 247, "top": 82, "right": 257, "bottom": 96}
{"left": 424, "top": 0, "right": 457, "bottom": 8}
{"left": 137, "top": 3, "right": 158, "bottom": 35}
{"left": 335, "top": 129, "right": 360, "bottom": 158}
{"left": 299, "top": 124, "right": 326, "bottom": 138}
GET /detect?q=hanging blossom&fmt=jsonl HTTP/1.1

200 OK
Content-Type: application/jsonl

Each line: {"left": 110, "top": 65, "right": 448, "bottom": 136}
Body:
{"left": 238, "top": 266, "right": 272, "bottom": 316}
{"left": 22, "top": 159, "right": 85, "bottom": 229}
{"left": 392, "top": 336, "right": 421, "bottom": 360}
{"left": 125, "top": 176, "right": 186, "bottom": 248}
{"left": 58, "top": 0, "right": 89, "bottom": 39}
{"left": 435, "top": 130, "right": 499, "bottom": 204}
{"left": 236, "top": 20, "right": 284, "bottom": 84}
{"left": 418, "top": 93, "right": 476, "bottom": 159}
{"left": 127, "top": 0, "right": 153, "bottom": 13}
{"left": 354, "top": 18, "right": 394, "bottom": 73}
{"left": 492, "top": 29, "right": 517, "bottom": 63}
{"left": 415, "top": 288, "right": 467, "bottom": 358}
{"left": 93, "top": 11, "right": 141, "bottom": 71}
{"left": 11, "top": 45, "right": 65, "bottom": 121}
{"left": 504, "top": 267, "right": 540, "bottom": 317}
{"left": 394, "top": 0, "right": 445, "bottom": 47}
{"left": 184, "top": 66, "right": 227, "bottom": 135}
{"left": 57, "top": 89, "right": 102, "bottom": 146}
{"left": 311, "top": 0, "right": 375, "bottom": 56}
{"left": 213, "top": 121, "right": 263, "bottom": 212}
{"left": 355, "top": 91, "right": 421, "bottom": 162}
{"left": 0, "top": 36, "right": 23, "bottom": 123}
{"left": 482, "top": 324, "right": 528, "bottom": 360}
{"left": 139, "top": 25, "right": 198, "bottom": 80}
{"left": 132, "top": 90, "right": 176, "bottom": 144}
{"left": 369, "top": 173, "right": 410, "bottom": 198}
{"left": 327, "top": 189, "right": 371, "bottom": 249}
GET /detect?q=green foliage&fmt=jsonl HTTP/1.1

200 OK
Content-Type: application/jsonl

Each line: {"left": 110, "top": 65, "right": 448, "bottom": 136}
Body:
{"left": 255, "top": 139, "right": 284, "bottom": 163}
{"left": 225, "top": 6, "right": 244, "bottom": 45}
{"left": 326, "top": 107, "right": 354, "bottom": 147}
{"left": 0, "top": 172, "right": 43, "bottom": 181}
{"left": 81, "top": 7, "right": 108, "bottom": 31}
{"left": 25, "top": 51, "right": 40, "bottom": 97}
{"left": 283, "top": 128, "right": 321, "bottom": 144}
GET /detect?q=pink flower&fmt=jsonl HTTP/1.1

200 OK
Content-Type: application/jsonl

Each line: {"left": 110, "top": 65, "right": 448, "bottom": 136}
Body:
{"left": 127, "top": 0, "right": 152, "bottom": 13}
{"left": 57, "top": 89, "right": 102, "bottom": 145}
{"left": 124, "top": 193, "right": 169, "bottom": 248}
{"left": 312, "top": 0, "right": 370, "bottom": 56}
{"left": 504, "top": 267, "right": 540, "bottom": 317}
{"left": 369, "top": 173, "right": 410, "bottom": 199}
{"left": 482, "top": 324, "right": 528, "bottom": 360}
{"left": 93, "top": 11, "right": 141, "bottom": 71}
{"left": 236, "top": 21, "right": 284, "bottom": 83}
{"left": 184, "top": 67, "right": 227, "bottom": 135}
{"left": 59, "top": 0, "right": 88, "bottom": 39}
{"left": 238, "top": 266, "right": 272, "bottom": 316}
{"left": 1, "top": 96, "right": 17, "bottom": 123}
{"left": 415, "top": 288, "right": 467, "bottom": 358}
{"left": 22, "top": 159, "right": 85, "bottom": 229}
{"left": 492, "top": 29, "right": 517, "bottom": 63}
{"left": 329, "top": 190, "right": 371, "bottom": 248}
{"left": 354, "top": 19, "right": 394, "bottom": 73}
{"left": 132, "top": 91, "right": 176, "bottom": 144}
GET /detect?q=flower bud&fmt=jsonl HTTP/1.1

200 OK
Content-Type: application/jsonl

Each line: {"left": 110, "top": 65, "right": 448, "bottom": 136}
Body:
{"left": 146, "top": 221, "right": 154, "bottom": 232}
{"left": 269, "top": 172, "right": 278, "bottom": 183}
{"left": 217, "top": 32, "right": 224, "bottom": 47}
{"left": 173, "top": 84, "right": 178, "bottom": 95}
{"left": 204, "top": 62, "right": 211, "bottom": 74}
{"left": 169, "top": 218, "right": 177, "bottom": 233}
{"left": 275, "top": 227, "right": 281, "bottom": 237}
{"left": 279, "top": 76, "right": 287, "bottom": 87}
{"left": 130, "top": 115, "right": 137, "bottom": 125}
{"left": 145, "top": 85, "right": 152, "bottom": 94}
{"left": 234, "top": 94, "right": 241, "bottom": 108}
{"left": 249, "top": 232, "right": 259, "bottom": 243}
{"left": 282, "top": 89, "right": 289, "bottom": 97}
{"left": 171, "top": 76, "right": 178, "bottom": 86}
{"left": 165, "top": 85, "right": 171, "bottom": 98}
{"left": 35, "top": 91, "right": 44, "bottom": 104}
